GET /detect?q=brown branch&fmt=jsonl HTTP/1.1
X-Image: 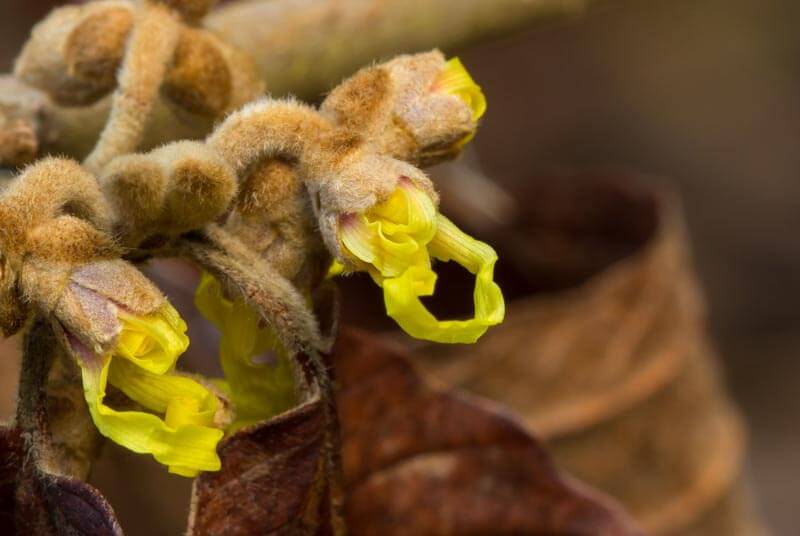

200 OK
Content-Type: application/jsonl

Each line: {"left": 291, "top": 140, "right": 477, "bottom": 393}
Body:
{"left": 173, "top": 224, "right": 324, "bottom": 356}
{"left": 84, "top": 2, "right": 182, "bottom": 173}
{"left": 207, "top": 0, "right": 589, "bottom": 99}
{"left": 0, "top": 0, "right": 587, "bottom": 166}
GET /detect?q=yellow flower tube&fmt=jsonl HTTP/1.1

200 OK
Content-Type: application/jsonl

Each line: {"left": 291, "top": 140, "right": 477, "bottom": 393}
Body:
{"left": 337, "top": 180, "right": 505, "bottom": 344}
{"left": 115, "top": 304, "right": 188, "bottom": 374}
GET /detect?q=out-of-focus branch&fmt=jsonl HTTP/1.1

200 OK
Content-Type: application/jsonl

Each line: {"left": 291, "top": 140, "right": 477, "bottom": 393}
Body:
{"left": 208, "top": 0, "right": 588, "bottom": 99}
{"left": 0, "top": 0, "right": 588, "bottom": 164}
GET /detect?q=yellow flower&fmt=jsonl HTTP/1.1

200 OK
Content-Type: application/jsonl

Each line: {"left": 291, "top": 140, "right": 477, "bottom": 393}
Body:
{"left": 114, "top": 304, "right": 189, "bottom": 374}
{"left": 337, "top": 179, "right": 505, "bottom": 343}
{"left": 75, "top": 303, "right": 225, "bottom": 477}
{"left": 435, "top": 57, "right": 487, "bottom": 123}
{"left": 194, "top": 272, "right": 297, "bottom": 431}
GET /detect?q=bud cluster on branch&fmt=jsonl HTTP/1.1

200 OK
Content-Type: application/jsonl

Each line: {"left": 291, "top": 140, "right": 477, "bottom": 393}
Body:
{"left": 0, "top": 0, "right": 505, "bottom": 479}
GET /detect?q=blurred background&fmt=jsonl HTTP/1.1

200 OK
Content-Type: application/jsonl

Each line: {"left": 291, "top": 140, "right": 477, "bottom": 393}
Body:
{"left": 0, "top": 0, "right": 797, "bottom": 534}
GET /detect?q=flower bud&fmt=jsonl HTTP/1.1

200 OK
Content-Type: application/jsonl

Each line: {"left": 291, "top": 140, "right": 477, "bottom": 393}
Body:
{"left": 101, "top": 141, "right": 237, "bottom": 248}
{"left": 320, "top": 51, "right": 487, "bottom": 166}
{"left": 14, "top": 1, "right": 134, "bottom": 106}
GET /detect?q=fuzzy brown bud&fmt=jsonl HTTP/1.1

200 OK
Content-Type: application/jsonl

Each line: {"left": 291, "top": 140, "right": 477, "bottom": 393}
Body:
{"left": 0, "top": 158, "right": 119, "bottom": 335}
{"left": 101, "top": 141, "right": 237, "bottom": 247}
{"left": 151, "top": 0, "right": 218, "bottom": 22}
{"left": 47, "top": 260, "right": 165, "bottom": 357}
{"left": 161, "top": 29, "right": 233, "bottom": 117}
{"left": 15, "top": 1, "right": 134, "bottom": 107}
{"left": 321, "top": 50, "right": 478, "bottom": 166}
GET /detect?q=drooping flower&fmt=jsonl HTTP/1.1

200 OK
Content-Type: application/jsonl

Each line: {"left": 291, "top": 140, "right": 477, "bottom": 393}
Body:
{"left": 58, "top": 262, "right": 226, "bottom": 477}
{"left": 194, "top": 271, "right": 297, "bottom": 431}
{"left": 336, "top": 178, "right": 504, "bottom": 344}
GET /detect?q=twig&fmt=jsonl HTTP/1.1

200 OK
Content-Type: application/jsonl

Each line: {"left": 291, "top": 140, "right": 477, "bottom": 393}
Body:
{"left": 84, "top": 2, "right": 182, "bottom": 173}
{"left": 173, "top": 224, "right": 325, "bottom": 356}
{"left": 207, "top": 0, "right": 588, "bottom": 99}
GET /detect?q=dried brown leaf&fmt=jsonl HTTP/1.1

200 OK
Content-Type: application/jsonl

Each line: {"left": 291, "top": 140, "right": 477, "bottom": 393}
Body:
{"left": 188, "top": 396, "right": 334, "bottom": 536}
{"left": 189, "top": 328, "right": 641, "bottom": 535}
{"left": 0, "top": 423, "right": 122, "bottom": 536}
{"left": 335, "top": 329, "right": 642, "bottom": 535}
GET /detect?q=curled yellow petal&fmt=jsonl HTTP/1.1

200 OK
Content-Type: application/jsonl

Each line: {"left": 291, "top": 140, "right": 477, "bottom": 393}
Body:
{"left": 436, "top": 57, "right": 487, "bottom": 122}
{"left": 327, "top": 260, "right": 346, "bottom": 278}
{"left": 339, "top": 179, "right": 437, "bottom": 278}
{"left": 79, "top": 353, "right": 223, "bottom": 478}
{"left": 429, "top": 214, "right": 505, "bottom": 326}
{"left": 194, "top": 272, "right": 297, "bottom": 431}
{"left": 334, "top": 180, "right": 504, "bottom": 343}
{"left": 383, "top": 214, "right": 504, "bottom": 344}
{"left": 115, "top": 303, "right": 189, "bottom": 374}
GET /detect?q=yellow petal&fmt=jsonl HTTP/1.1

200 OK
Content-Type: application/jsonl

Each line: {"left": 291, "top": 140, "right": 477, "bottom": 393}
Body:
{"left": 327, "top": 260, "right": 346, "bottom": 278}
{"left": 79, "top": 354, "right": 223, "bottom": 478}
{"left": 383, "top": 214, "right": 504, "bottom": 344}
{"left": 194, "top": 272, "right": 298, "bottom": 431}
{"left": 194, "top": 271, "right": 233, "bottom": 330}
{"left": 115, "top": 303, "right": 189, "bottom": 374}
{"left": 108, "top": 357, "right": 218, "bottom": 420}
{"left": 436, "top": 57, "right": 487, "bottom": 122}
{"left": 339, "top": 181, "right": 437, "bottom": 278}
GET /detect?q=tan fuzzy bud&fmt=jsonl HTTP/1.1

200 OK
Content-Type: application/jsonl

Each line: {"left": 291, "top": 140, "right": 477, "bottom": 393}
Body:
{"left": 321, "top": 50, "right": 476, "bottom": 166}
{"left": 0, "top": 158, "right": 112, "bottom": 258}
{"left": 390, "top": 51, "right": 482, "bottom": 165}
{"left": 64, "top": 6, "right": 134, "bottom": 89}
{"left": 319, "top": 66, "right": 393, "bottom": 134}
{"left": 0, "top": 159, "right": 119, "bottom": 334}
{"left": 100, "top": 153, "right": 168, "bottom": 243}
{"left": 161, "top": 29, "right": 232, "bottom": 117}
{"left": 0, "top": 77, "right": 51, "bottom": 168}
{"left": 101, "top": 141, "right": 236, "bottom": 247}
{"left": 227, "top": 159, "right": 328, "bottom": 286}
{"left": 151, "top": 0, "right": 217, "bottom": 22}
{"left": 156, "top": 141, "right": 237, "bottom": 232}
{"left": 14, "top": 1, "right": 135, "bottom": 107}
{"left": 38, "top": 259, "right": 166, "bottom": 356}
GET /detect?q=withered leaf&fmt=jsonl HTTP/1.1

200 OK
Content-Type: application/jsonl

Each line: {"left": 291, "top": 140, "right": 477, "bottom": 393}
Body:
{"left": 189, "top": 397, "right": 333, "bottom": 536}
{"left": 0, "top": 425, "right": 122, "bottom": 536}
{"left": 0, "top": 427, "right": 21, "bottom": 534}
{"left": 190, "top": 328, "right": 641, "bottom": 535}
{"left": 335, "top": 329, "right": 642, "bottom": 535}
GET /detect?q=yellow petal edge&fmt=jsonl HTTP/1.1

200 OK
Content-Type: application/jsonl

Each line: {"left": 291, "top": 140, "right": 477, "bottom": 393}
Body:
{"left": 437, "top": 57, "right": 487, "bottom": 122}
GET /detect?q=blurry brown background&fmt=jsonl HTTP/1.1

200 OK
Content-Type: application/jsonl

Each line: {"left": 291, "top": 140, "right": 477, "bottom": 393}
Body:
{"left": 0, "top": 0, "right": 797, "bottom": 534}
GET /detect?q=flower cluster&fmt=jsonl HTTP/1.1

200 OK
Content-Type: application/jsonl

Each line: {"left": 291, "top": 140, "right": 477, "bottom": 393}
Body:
{"left": 0, "top": 51, "right": 504, "bottom": 477}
